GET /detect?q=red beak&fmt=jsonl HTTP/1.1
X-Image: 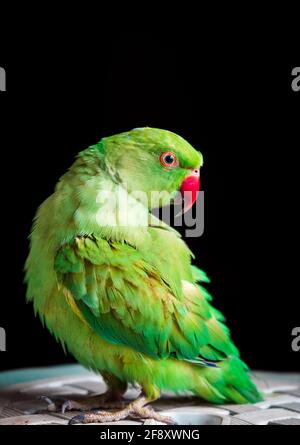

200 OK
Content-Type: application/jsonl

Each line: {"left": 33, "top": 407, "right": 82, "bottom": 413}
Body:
{"left": 177, "top": 169, "right": 200, "bottom": 215}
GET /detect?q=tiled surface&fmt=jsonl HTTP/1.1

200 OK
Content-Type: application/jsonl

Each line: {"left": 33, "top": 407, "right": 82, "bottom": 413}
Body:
{"left": 0, "top": 367, "right": 299, "bottom": 425}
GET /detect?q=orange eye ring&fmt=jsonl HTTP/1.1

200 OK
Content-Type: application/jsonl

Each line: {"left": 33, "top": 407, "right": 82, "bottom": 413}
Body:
{"left": 160, "top": 151, "right": 178, "bottom": 168}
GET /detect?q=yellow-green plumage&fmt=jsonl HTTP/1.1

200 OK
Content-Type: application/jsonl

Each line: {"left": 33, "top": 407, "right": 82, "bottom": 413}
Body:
{"left": 25, "top": 128, "right": 262, "bottom": 405}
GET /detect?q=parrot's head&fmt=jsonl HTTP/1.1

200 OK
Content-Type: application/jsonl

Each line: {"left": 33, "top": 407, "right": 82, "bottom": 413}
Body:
{"left": 101, "top": 127, "right": 203, "bottom": 213}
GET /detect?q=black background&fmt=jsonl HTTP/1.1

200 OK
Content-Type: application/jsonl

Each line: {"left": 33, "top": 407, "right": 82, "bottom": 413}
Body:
{"left": 0, "top": 32, "right": 299, "bottom": 372}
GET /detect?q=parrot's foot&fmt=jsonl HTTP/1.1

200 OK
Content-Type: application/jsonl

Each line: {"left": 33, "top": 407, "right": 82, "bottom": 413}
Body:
{"left": 40, "top": 389, "right": 125, "bottom": 413}
{"left": 68, "top": 396, "right": 176, "bottom": 425}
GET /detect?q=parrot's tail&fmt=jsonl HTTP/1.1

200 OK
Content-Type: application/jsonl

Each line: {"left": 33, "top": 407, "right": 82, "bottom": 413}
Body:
{"left": 193, "top": 356, "right": 263, "bottom": 404}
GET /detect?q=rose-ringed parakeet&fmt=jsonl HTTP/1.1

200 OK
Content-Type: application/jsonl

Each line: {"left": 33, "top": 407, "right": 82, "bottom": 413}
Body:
{"left": 25, "top": 128, "right": 262, "bottom": 424}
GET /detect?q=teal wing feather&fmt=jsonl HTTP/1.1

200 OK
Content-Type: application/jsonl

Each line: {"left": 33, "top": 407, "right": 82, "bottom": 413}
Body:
{"left": 54, "top": 235, "right": 238, "bottom": 363}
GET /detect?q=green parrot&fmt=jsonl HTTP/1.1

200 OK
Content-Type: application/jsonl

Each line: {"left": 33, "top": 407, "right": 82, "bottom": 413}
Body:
{"left": 25, "top": 128, "right": 262, "bottom": 424}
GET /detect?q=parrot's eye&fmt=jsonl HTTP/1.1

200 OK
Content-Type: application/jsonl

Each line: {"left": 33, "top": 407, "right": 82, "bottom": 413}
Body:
{"left": 160, "top": 151, "right": 178, "bottom": 168}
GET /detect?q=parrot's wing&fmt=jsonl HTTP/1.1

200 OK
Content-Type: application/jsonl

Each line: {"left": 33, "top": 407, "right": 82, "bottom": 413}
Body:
{"left": 54, "top": 236, "right": 238, "bottom": 363}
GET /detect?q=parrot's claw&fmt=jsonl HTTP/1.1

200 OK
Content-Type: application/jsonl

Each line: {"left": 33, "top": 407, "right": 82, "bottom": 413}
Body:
{"left": 40, "top": 395, "right": 59, "bottom": 412}
{"left": 68, "top": 396, "right": 176, "bottom": 425}
{"left": 68, "top": 413, "right": 86, "bottom": 425}
{"left": 61, "top": 400, "right": 72, "bottom": 414}
{"left": 40, "top": 391, "right": 125, "bottom": 413}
